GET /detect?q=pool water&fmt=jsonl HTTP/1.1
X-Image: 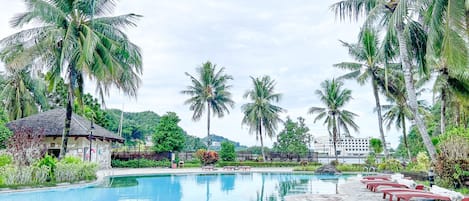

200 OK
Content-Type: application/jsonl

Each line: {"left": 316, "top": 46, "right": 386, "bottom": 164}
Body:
{"left": 0, "top": 173, "right": 356, "bottom": 201}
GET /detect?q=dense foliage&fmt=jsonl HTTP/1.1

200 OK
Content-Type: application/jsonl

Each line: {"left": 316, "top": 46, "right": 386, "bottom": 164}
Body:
{"left": 111, "top": 159, "right": 171, "bottom": 168}
{"left": 195, "top": 149, "right": 219, "bottom": 165}
{"left": 0, "top": 108, "right": 12, "bottom": 149}
{"left": 274, "top": 117, "right": 310, "bottom": 157}
{"left": 152, "top": 112, "right": 185, "bottom": 152}
{"left": 369, "top": 138, "right": 383, "bottom": 154}
{"left": 219, "top": 142, "right": 236, "bottom": 161}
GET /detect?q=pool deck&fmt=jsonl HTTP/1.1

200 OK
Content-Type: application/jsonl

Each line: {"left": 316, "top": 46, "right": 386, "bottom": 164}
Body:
{"left": 0, "top": 167, "right": 382, "bottom": 201}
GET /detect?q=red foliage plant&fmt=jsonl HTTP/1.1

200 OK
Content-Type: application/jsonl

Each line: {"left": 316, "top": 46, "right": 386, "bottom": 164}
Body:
{"left": 195, "top": 149, "right": 219, "bottom": 165}
{"left": 7, "top": 126, "right": 46, "bottom": 166}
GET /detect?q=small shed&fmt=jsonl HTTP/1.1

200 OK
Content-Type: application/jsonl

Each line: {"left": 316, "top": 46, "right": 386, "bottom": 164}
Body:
{"left": 6, "top": 108, "right": 124, "bottom": 168}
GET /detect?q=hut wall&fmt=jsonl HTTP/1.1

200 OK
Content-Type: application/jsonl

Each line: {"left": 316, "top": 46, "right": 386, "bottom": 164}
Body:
{"left": 44, "top": 137, "right": 112, "bottom": 169}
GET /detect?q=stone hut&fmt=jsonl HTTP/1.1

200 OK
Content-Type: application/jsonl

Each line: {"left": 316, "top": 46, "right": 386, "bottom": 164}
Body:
{"left": 6, "top": 108, "right": 124, "bottom": 168}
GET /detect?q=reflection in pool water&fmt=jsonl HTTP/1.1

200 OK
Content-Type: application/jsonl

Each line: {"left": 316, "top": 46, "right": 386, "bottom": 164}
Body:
{"left": 0, "top": 173, "right": 355, "bottom": 201}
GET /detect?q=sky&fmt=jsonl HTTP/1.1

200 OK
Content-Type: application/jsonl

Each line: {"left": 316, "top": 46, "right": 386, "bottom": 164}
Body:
{"left": 0, "top": 0, "right": 412, "bottom": 148}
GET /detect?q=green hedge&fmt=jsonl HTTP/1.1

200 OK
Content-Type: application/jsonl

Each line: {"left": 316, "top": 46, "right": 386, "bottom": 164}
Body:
{"left": 217, "top": 161, "right": 321, "bottom": 168}
{"left": 336, "top": 164, "right": 365, "bottom": 172}
{"left": 111, "top": 159, "right": 171, "bottom": 168}
{"left": 293, "top": 165, "right": 322, "bottom": 171}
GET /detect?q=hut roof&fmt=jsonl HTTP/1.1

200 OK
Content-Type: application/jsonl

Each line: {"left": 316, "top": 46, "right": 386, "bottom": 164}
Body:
{"left": 6, "top": 108, "right": 124, "bottom": 143}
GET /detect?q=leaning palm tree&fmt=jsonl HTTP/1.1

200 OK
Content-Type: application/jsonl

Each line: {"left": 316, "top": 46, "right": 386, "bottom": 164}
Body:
{"left": 242, "top": 76, "right": 284, "bottom": 161}
{"left": 309, "top": 79, "right": 359, "bottom": 162}
{"left": 331, "top": 0, "right": 438, "bottom": 161}
{"left": 0, "top": 66, "right": 48, "bottom": 120}
{"left": 182, "top": 61, "right": 234, "bottom": 150}
{"left": 334, "top": 27, "right": 390, "bottom": 158}
{"left": 1, "top": 0, "right": 143, "bottom": 158}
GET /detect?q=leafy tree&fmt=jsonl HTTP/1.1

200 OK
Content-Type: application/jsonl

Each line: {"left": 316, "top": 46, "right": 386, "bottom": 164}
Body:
{"left": 184, "top": 134, "right": 207, "bottom": 151}
{"left": 242, "top": 76, "right": 284, "bottom": 161}
{"left": 152, "top": 112, "right": 185, "bottom": 153}
{"left": 219, "top": 141, "right": 236, "bottom": 161}
{"left": 1, "top": 0, "right": 143, "bottom": 158}
{"left": 182, "top": 61, "right": 234, "bottom": 150}
{"left": 369, "top": 138, "right": 383, "bottom": 154}
{"left": 334, "top": 27, "right": 390, "bottom": 158}
{"left": 0, "top": 108, "right": 12, "bottom": 149}
{"left": 309, "top": 79, "right": 359, "bottom": 162}
{"left": 274, "top": 117, "right": 310, "bottom": 157}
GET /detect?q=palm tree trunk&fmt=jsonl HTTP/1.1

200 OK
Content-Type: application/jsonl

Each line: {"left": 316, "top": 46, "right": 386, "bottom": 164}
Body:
{"left": 401, "top": 117, "right": 411, "bottom": 160}
{"left": 396, "top": 25, "right": 438, "bottom": 162}
{"left": 259, "top": 121, "right": 266, "bottom": 162}
{"left": 207, "top": 101, "right": 211, "bottom": 151}
{"left": 59, "top": 74, "right": 74, "bottom": 159}
{"left": 440, "top": 88, "right": 446, "bottom": 135}
{"left": 333, "top": 116, "right": 338, "bottom": 163}
{"left": 371, "top": 76, "right": 389, "bottom": 158}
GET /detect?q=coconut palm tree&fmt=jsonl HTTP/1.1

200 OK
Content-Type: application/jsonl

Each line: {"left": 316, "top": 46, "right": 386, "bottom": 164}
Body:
{"left": 0, "top": 66, "right": 48, "bottom": 120}
{"left": 241, "top": 76, "right": 284, "bottom": 161}
{"left": 334, "top": 27, "right": 390, "bottom": 158}
{"left": 0, "top": 0, "right": 143, "bottom": 158}
{"left": 182, "top": 61, "right": 234, "bottom": 150}
{"left": 331, "top": 0, "right": 438, "bottom": 161}
{"left": 309, "top": 79, "right": 359, "bottom": 162}
{"left": 425, "top": 0, "right": 469, "bottom": 135}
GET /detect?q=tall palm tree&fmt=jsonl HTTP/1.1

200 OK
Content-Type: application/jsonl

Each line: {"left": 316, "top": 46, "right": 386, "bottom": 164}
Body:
{"left": 241, "top": 76, "right": 284, "bottom": 161}
{"left": 309, "top": 79, "right": 359, "bottom": 162}
{"left": 0, "top": 66, "right": 48, "bottom": 120}
{"left": 0, "top": 0, "right": 143, "bottom": 158}
{"left": 182, "top": 61, "right": 234, "bottom": 150}
{"left": 334, "top": 27, "right": 390, "bottom": 158}
{"left": 331, "top": 0, "right": 438, "bottom": 162}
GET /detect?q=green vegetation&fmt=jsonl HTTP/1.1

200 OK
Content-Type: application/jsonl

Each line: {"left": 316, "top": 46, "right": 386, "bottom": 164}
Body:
{"left": 273, "top": 117, "right": 310, "bottom": 157}
{"left": 293, "top": 165, "right": 322, "bottom": 171}
{"left": 309, "top": 79, "right": 359, "bottom": 162}
{"left": 0, "top": 108, "right": 12, "bottom": 149}
{"left": 219, "top": 142, "right": 236, "bottom": 161}
{"left": 195, "top": 149, "right": 219, "bottom": 165}
{"left": 152, "top": 112, "right": 185, "bottom": 152}
{"left": 369, "top": 138, "right": 383, "bottom": 154}
{"left": 218, "top": 161, "right": 313, "bottom": 168}
{"left": 242, "top": 76, "right": 284, "bottom": 162}
{"left": 111, "top": 159, "right": 171, "bottom": 168}
{"left": 378, "top": 158, "right": 403, "bottom": 173}
{"left": 182, "top": 61, "right": 235, "bottom": 150}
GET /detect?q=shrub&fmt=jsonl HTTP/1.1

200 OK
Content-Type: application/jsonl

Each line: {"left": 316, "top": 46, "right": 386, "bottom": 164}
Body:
{"left": 378, "top": 158, "right": 403, "bottom": 173}
{"left": 410, "top": 152, "right": 430, "bottom": 172}
{"left": 0, "top": 165, "right": 49, "bottom": 186}
{"left": 336, "top": 164, "right": 365, "bottom": 172}
{"left": 293, "top": 165, "right": 321, "bottom": 171}
{"left": 217, "top": 161, "right": 319, "bottom": 168}
{"left": 219, "top": 142, "right": 236, "bottom": 161}
{"left": 61, "top": 156, "right": 82, "bottom": 164}
{"left": 330, "top": 160, "right": 339, "bottom": 166}
{"left": 36, "top": 154, "right": 57, "bottom": 181}
{"left": 111, "top": 159, "right": 171, "bottom": 168}
{"left": 55, "top": 162, "right": 98, "bottom": 183}
{"left": 0, "top": 154, "right": 12, "bottom": 167}
{"left": 195, "top": 149, "right": 219, "bottom": 165}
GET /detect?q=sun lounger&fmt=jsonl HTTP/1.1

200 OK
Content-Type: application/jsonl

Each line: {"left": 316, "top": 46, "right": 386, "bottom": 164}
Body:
{"left": 366, "top": 181, "right": 409, "bottom": 192}
{"left": 222, "top": 166, "right": 236, "bottom": 170}
{"left": 381, "top": 187, "right": 425, "bottom": 201}
{"left": 362, "top": 175, "right": 391, "bottom": 180}
{"left": 239, "top": 166, "right": 251, "bottom": 171}
{"left": 202, "top": 165, "right": 215, "bottom": 171}
{"left": 392, "top": 191, "right": 451, "bottom": 201}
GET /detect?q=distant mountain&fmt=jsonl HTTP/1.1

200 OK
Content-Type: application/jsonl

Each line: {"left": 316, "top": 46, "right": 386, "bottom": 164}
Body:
{"left": 202, "top": 134, "right": 248, "bottom": 151}
{"left": 104, "top": 109, "right": 160, "bottom": 145}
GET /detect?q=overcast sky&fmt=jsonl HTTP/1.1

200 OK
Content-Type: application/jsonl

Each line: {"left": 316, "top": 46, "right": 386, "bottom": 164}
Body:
{"left": 0, "top": 0, "right": 410, "bottom": 148}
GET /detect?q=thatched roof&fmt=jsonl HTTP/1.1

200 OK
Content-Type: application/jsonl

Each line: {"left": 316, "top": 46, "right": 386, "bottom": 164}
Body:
{"left": 6, "top": 108, "right": 124, "bottom": 143}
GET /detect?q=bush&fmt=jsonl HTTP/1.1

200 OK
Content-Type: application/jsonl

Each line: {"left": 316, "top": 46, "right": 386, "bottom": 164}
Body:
{"left": 293, "top": 165, "right": 322, "bottom": 171}
{"left": 219, "top": 142, "right": 236, "bottom": 161}
{"left": 330, "top": 160, "right": 339, "bottom": 166}
{"left": 217, "top": 161, "right": 320, "bottom": 168}
{"left": 0, "top": 154, "right": 12, "bottom": 167}
{"left": 378, "top": 158, "right": 403, "bottom": 173}
{"left": 336, "top": 164, "right": 365, "bottom": 172}
{"left": 195, "top": 149, "right": 219, "bottom": 165}
{"left": 36, "top": 154, "right": 57, "bottom": 181}
{"left": 61, "top": 156, "right": 82, "bottom": 164}
{"left": 0, "top": 165, "right": 49, "bottom": 186}
{"left": 111, "top": 159, "right": 171, "bottom": 168}
{"left": 55, "top": 162, "right": 98, "bottom": 183}
{"left": 409, "top": 152, "right": 430, "bottom": 172}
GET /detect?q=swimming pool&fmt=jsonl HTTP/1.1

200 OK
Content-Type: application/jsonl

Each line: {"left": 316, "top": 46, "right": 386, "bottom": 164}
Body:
{"left": 0, "top": 173, "right": 356, "bottom": 201}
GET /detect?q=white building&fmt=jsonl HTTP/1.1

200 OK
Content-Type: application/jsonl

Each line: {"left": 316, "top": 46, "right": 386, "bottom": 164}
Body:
{"left": 313, "top": 136, "right": 371, "bottom": 156}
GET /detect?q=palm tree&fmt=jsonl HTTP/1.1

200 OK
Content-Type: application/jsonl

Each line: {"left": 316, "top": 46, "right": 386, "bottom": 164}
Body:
{"left": 331, "top": 0, "right": 438, "bottom": 162}
{"left": 425, "top": 0, "right": 469, "bottom": 135}
{"left": 334, "top": 27, "right": 390, "bottom": 158}
{"left": 0, "top": 66, "right": 48, "bottom": 120}
{"left": 182, "top": 61, "right": 234, "bottom": 150}
{"left": 309, "top": 79, "right": 359, "bottom": 162}
{"left": 0, "top": 0, "right": 143, "bottom": 158}
{"left": 241, "top": 76, "right": 284, "bottom": 161}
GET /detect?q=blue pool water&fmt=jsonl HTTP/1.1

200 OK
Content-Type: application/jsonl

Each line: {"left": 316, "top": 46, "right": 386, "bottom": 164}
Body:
{"left": 0, "top": 173, "right": 356, "bottom": 201}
